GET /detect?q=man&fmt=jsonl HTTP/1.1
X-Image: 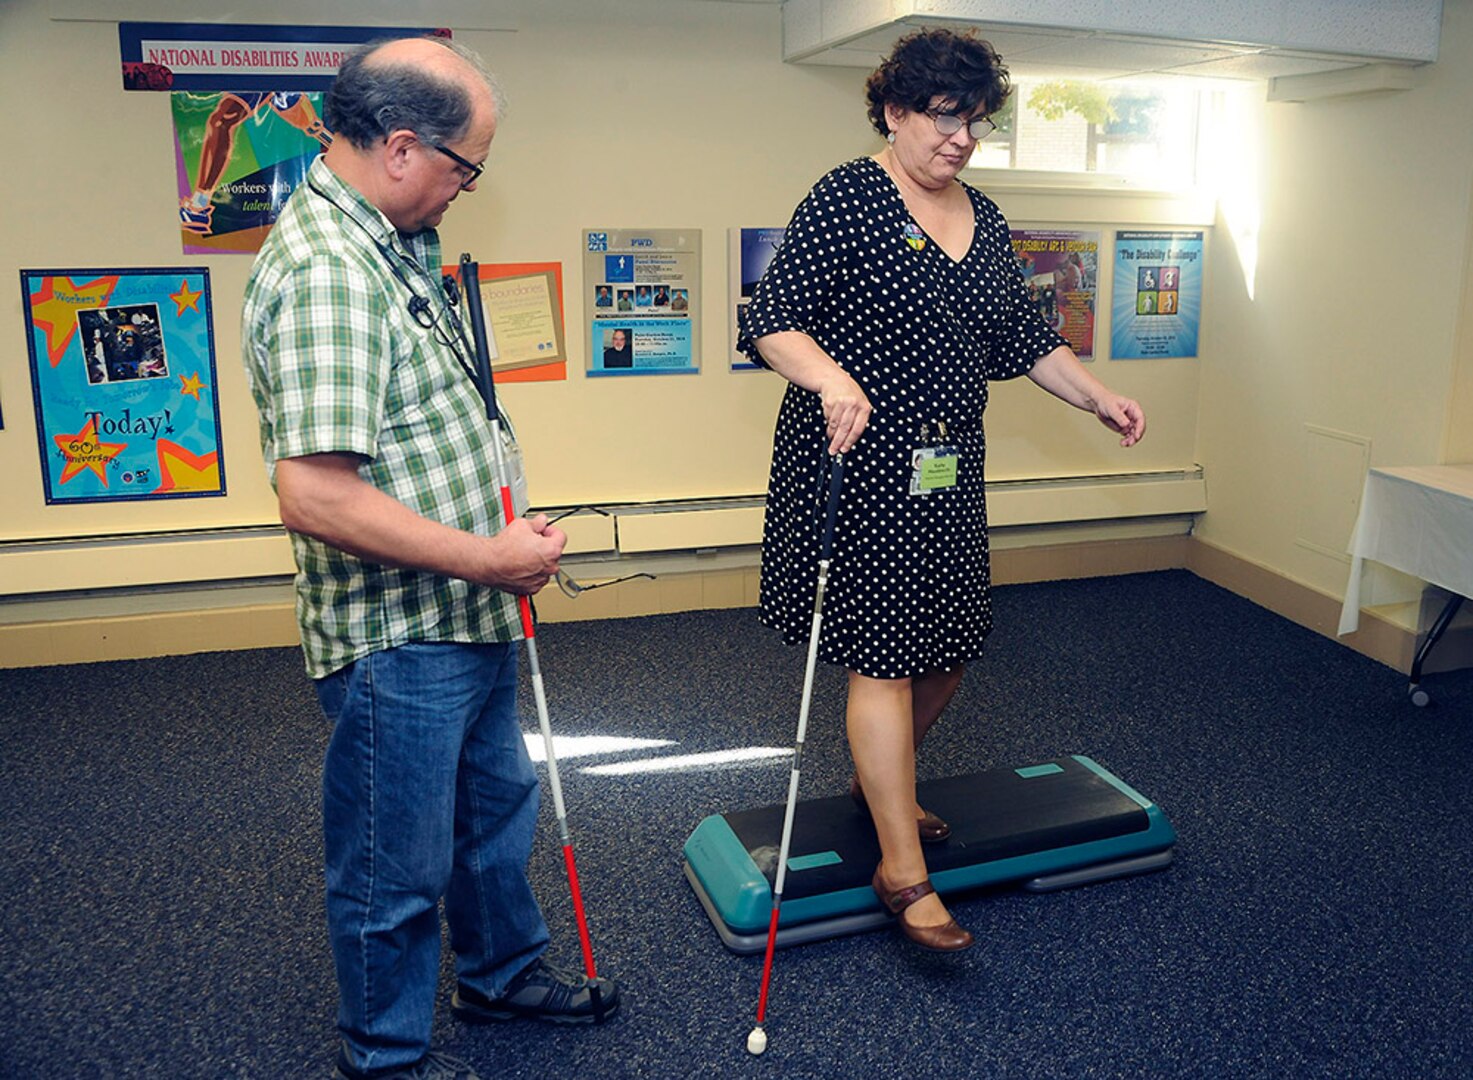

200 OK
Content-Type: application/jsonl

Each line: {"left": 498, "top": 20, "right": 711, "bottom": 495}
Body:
{"left": 241, "top": 37, "right": 618, "bottom": 1080}
{"left": 602, "top": 328, "right": 633, "bottom": 368}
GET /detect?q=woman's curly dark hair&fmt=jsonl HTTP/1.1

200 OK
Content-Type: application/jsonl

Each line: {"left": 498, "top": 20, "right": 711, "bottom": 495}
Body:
{"left": 864, "top": 29, "right": 1010, "bottom": 137}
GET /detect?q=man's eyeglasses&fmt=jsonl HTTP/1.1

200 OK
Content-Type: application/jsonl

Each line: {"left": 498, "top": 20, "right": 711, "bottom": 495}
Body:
{"left": 433, "top": 143, "right": 485, "bottom": 190}
{"left": 924, "top": 109, "right": 996, "bottom": 141}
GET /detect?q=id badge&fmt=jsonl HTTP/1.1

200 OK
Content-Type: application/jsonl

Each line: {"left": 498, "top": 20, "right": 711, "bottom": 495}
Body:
{"left": 909, "top": 445, "right": 960, "bottom": 495}
{"left": 495, "top": 407, "right": 529, "bottom": 518}
{"left": 500, "top": 427, "right": 530, "bottom": 517}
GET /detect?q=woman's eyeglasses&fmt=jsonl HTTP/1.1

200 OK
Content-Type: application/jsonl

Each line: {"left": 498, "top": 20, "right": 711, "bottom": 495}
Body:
{"left": 924, "top": 109, "right": 996, "bottom": 141}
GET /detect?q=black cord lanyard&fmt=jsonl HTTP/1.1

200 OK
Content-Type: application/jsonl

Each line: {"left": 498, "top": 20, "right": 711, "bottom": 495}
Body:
{"left": 305, "top": 177, "right": 480, "bottom": 387}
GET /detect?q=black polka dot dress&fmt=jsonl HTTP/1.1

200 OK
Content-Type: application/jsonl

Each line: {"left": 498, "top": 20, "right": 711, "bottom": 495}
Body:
{"left": 737, "top": 156, "right": 1068, "bottom": 679}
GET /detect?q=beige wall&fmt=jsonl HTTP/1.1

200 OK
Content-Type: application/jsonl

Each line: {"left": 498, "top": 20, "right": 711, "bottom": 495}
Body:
{"left": 1446, "top": 166, "right": 1473, "bottom": 464}
{"left": 1194, "top": 0, "right": 1473, "bottom": 605}
{"left": 3, "top": 0, "right": 1467, "bottom": 656}
{"left": 0, "top": 0, "right": 1200, "bottom": 554}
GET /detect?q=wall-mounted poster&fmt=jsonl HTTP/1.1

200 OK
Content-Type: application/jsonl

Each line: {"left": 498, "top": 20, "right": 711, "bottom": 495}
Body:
{"left": 20, "top": 268, "right": 225, "bottom": 505}
{"left": 729, "top": 227, "right": 785, "bottom": 371}
{"left": 1010, "top": 228, "right": 1099, "bottom": 361}
{"left": 119, "top": 21, "right": 448, "bottom": 93}
{"left": 172, "top": 90, "right": 332, "bottom": 254}
{"left": 1110, "top": 230, "right": 1204, "bottom": 359}
{"left": 119, "top": 22, "right": 448, "bottom": 253}
{"left": 583, "top": 228, "right": 701, "bottom": 376}
{"left": 459, "top": 262, "right": 567, "bottom": 383}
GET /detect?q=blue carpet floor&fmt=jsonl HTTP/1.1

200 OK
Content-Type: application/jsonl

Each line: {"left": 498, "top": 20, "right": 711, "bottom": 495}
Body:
{"left": 2, "top": 570, "right": 1470, "bottom": 1078}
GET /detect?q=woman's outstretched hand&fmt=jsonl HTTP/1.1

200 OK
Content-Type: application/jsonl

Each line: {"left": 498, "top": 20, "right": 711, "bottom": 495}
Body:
{"left": 1092, "top": 392, "right": 1146, "bottom": 447}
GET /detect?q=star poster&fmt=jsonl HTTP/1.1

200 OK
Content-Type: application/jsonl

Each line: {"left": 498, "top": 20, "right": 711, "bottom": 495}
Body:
{"left": 20, "top": 267, "right": 225, "bottom": 505}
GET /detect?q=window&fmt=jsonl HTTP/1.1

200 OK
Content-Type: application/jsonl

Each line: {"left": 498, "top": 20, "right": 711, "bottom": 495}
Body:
{"left": 970, "top": 78, "right": 1208, "bottom": 190}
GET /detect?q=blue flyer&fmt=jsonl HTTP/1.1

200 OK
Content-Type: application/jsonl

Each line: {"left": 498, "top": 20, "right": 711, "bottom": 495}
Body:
{"left": 589, "top": 319, "right": 695, "bottom": 376}
{"left": 1110, "top": 230, "right": 1203, "bottom": 359}
{"left": 731, "top": 227, "right": 785, "bottom": 371}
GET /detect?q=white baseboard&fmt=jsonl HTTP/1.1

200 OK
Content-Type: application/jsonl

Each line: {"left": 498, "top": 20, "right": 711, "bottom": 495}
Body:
{"left": 3, "top": 534, "right": 1465, "bottom": 677}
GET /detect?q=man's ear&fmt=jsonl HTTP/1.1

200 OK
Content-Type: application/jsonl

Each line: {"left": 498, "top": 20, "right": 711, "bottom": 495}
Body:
{"left": 381, "top": 129, "right": 419, "bottom": 180}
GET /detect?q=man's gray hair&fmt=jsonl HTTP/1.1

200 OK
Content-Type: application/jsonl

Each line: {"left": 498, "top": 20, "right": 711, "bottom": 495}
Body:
{"left": 325, "top": 35, "right": 507, "bottom": 150}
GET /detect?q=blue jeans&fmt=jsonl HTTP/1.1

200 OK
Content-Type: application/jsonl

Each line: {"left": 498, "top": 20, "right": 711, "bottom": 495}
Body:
{"left": 314, "top": 641, "right": 549, "bottom": 1073}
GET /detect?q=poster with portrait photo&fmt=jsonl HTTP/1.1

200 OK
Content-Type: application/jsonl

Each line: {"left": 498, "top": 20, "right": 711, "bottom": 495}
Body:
{"left": 728, "top": 227, "right": 785, "bottom": 371}
{"left": 20, "top": 267, "right": 225, "bottom": 505}
{"left": 583, "top": 228, "right": 700, "bottom": 376}
{"left": 587, "top": 321, "right": 693, "bottom": 375}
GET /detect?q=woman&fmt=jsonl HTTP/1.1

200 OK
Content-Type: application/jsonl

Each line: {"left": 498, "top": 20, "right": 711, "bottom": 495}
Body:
{"left": 737, "top": 29, "right": 1144, "bottom": 952}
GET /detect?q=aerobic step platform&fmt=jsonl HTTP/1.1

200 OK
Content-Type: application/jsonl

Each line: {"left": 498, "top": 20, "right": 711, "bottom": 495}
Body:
{"left": 682, "top": 755, "right": 1176, "bottom": 953}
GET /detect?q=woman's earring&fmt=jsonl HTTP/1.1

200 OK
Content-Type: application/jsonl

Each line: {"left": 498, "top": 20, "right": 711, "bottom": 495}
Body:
{"left": 886, "top": 131, "right": 896, "bottom": 144}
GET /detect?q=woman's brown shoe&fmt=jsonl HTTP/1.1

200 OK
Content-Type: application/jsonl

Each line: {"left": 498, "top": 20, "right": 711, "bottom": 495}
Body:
{"left": 871, "top": 867, "right": 974, "bottom": 952}
{"left": 849, "top": 776, "right": 951, "bottom": 843}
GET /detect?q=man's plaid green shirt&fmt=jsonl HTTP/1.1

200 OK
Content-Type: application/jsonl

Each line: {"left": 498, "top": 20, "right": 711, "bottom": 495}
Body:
{"left": 241, "top": 157, "right": 521, "bottom": 678}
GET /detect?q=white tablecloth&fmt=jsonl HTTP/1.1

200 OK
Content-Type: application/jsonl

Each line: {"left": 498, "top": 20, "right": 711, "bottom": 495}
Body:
{"left": 1338, "top": 464, "right": 1473, "bottom": 635}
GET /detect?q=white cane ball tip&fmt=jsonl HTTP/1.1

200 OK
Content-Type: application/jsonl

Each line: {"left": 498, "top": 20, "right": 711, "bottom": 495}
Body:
{"left": 747, "top": 1027, "right": 768, "bottom": 1055}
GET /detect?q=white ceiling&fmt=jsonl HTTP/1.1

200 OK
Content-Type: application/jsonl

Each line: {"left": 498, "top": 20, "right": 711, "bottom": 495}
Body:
{"left": 791, "top": 20, "right": 1365, "bottom": 82}
{"left": 777, "top": 0, "right": 1442, "bottom": 84}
